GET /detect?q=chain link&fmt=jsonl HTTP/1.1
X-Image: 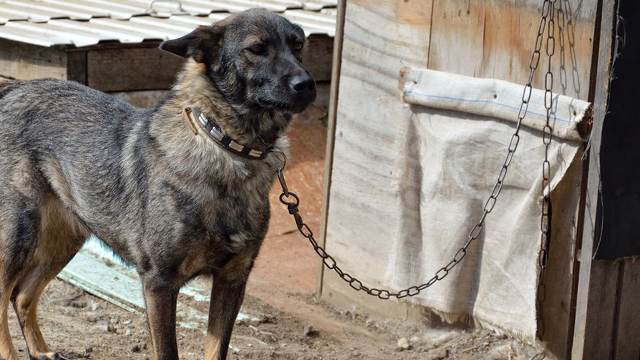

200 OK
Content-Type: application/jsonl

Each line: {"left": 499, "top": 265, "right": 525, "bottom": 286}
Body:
{"left": 274, "top": 0, "right": 556, "bottom": 304}
{"left": 536, "top": 0, "right": 558, "bottom": 338}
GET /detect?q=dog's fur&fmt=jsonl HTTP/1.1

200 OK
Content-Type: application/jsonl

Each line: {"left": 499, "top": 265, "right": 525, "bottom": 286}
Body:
{"left": 0, "top": 9, "right": 315, "bottom": 360}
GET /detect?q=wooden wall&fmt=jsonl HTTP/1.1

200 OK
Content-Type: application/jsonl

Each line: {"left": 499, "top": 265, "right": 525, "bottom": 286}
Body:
{"left": 0, "top": 39, "right": 67, "bottom": 80}
{"left": 321, "top": 0, "right": 434, "bottom": 320}
{"left": 571, "top": 0, "right": 640, "bottom": 358}
{"left": 321, "top": 0, "right": 639, "bottom": 359}
{"left": 428, "top": 0, "right": 596, "bottom": 100}
{"left": 426, "top": 2, "right": 596, "bottom": 357}
{"left": 0, "top": 35, "right": 334, "bottom": 93}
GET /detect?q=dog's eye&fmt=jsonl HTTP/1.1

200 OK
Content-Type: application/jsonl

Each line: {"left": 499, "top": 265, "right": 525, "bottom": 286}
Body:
{"left": 247, "top": 43, "right": 267, "bottom": 55}
{"left": 293, "top": 41, "right": 304, "bottom": 51}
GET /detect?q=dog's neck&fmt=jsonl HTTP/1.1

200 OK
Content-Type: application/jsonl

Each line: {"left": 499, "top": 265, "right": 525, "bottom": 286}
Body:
{"left": 168, "top": 60, "right": 290, "bottom": 148}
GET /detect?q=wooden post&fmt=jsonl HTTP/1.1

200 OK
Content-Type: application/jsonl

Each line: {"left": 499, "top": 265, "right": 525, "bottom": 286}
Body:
{"left": 572, "top": 0, "right": 640, "bottom": 358}
{"left": 316, "top": 0, "right": 346, "bottom": 298}
{"left": 571, "top": 0, "right": 615, "bottom": 357}
{"left": 66, "top": 49, "right": 87, "bottom": 84}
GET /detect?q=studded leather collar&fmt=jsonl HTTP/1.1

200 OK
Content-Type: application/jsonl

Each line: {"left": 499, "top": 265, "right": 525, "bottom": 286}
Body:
{"left": 183, "top": 107, "right": 271, "bottom": 160}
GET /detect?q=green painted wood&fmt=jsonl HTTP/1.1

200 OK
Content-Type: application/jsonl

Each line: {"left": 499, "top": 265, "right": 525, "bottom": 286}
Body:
{"left": 58, "top": 236, "right": 258, "bottom": 332}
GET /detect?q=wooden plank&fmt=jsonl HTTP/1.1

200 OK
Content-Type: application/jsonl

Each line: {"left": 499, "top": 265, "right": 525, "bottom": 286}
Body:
{"left": 302, "top": 35, "right": 334, "bottom": 83}
{"left": 614, "top": 258, "right": 640, "bottom": 359}
{"left": 428, "top": 1, "right": 598, "bottom": 356}
{"left": 58, "top": 237, "right": 259, "bottom": 331}
{"left": 316, "top": 0, "right": 345, "bottom": 297}
{"left": 566, "top": 151, "right": 592, "bottom": 358}
{"left": 66, "top": 49, "right": 87, "bottom": 84}
{"left": 87, "top": 46, "right": 183, "bottom": 92}
{"left": 0, "top": 38, "right": 67, "bottom": 80}
{"left": 429, "top": 0, "right": 597, "bottom": 100}
{"left": 571, "top": 0, "right": 619, "bottom": 358}
{"left": 86, "top": 36, "right": 332, "bottom": 93}
{"left": 320, "top": 0, "right": 433, "bottom": 311}
{"left": 578, "top": 261, "right": 622, "bottom": 359}
{"left": 59, "top": 250, "right": 145, "bottom": 313}
{"left": 325, "top": 2, "right": 601, "bottom": 355}
{"left": 541, "top": 156, "right": 584, "bottom": 358}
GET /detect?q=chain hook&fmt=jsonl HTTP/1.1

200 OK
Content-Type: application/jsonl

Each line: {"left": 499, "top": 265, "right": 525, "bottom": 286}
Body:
{"left": 272, "top": 150, "right": 289, "bottom": 196}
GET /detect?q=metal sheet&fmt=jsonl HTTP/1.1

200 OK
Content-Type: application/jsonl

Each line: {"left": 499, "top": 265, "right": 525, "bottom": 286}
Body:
{"left": 302, "top": 0, "right": 337, "bottom": 11}
{"left": 8, "top": 21, "right": 103, "bottom": 47}
{"left": 53, "top": 19, "right": 146, "bottom": 44}
{"left": 90, "top": 18, "right": 178, "bottom": 40}
{"left": 43, "top": 0, "right": 147, "bottom": 20}
{"left": 0, "top": 9, "right": 28, "bottom": 25}
{"left": 0, "top": 23, "right": 61, "bottom": 46}
{"left": 0, "top": 1, "right": 336, "bottom": 47}
{"left": 0, "top": 1, "right": 70, "bottom": 23}
{"left": 6, "top": 0, "right": 99, "bottom": 20}
{"left": 283, "top": 9, "right": 335, "bottom": 36}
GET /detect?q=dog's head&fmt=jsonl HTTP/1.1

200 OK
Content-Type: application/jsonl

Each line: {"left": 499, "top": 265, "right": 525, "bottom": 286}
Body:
{"left": 160, "top": 9, "right": 316, "bottom": 114}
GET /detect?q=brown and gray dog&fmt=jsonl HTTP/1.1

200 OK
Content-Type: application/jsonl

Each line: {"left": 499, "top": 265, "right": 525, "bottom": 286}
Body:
{"left": 0, "top": 9, "right": 315, "bottom": 360}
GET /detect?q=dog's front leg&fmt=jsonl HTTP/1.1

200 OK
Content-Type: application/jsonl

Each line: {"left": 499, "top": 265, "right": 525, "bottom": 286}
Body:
{"left": 142, "top": 279, "right": 179, "bottom": 360}
{"left": 205, "top": 273, "right": 248, "bottom": 360}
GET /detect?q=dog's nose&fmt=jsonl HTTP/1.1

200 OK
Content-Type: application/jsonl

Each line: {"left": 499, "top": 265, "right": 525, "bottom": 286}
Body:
{"left": 288, "top": 74, "right": 315, "bottom": 94}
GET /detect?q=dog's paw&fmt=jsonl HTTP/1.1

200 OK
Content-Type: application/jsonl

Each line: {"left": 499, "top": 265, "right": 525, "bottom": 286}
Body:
{"left": 30, "top": 352, "right": 70, "bottom": 360}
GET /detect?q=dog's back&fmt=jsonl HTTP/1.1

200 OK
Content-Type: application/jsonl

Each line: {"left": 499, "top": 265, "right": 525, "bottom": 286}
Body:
{"left": 0, "top": 78, "right": 163, "bottom": 359}
{"left": 0, "top": 79, "right": 142, "bottom": 213}
{"left": 0, "top": 77, "right": 155, "bottom": 254}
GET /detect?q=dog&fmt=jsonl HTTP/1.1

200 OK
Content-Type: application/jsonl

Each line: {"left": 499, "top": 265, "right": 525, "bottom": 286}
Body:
{"left": 0, "top": 9, "right": 315, "bottom": 360}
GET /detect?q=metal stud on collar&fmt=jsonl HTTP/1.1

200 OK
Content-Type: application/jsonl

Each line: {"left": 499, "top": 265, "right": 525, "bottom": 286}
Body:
{"left": 184, "top": 107, "right": 270, "bottom": 160}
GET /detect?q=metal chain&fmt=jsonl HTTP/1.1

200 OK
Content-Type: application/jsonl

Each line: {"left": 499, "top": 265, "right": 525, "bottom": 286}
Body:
{"left": 536, "top": 0, "right": 558, "bottom": 338}
{"left": 274, "top": 0, "right": 555, "bottom": 302}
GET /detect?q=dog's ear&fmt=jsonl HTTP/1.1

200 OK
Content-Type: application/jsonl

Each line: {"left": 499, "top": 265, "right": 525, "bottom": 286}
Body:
{"left": 160, "top": 25, "right": 224, "bottom": 63}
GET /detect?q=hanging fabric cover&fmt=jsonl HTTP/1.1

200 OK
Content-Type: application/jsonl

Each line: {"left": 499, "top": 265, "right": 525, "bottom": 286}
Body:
{"left": 324, "top": 66, "right": 590, "bottom": 340}
{"left": 381, "top": 68, "right": 591, "bottom": 338}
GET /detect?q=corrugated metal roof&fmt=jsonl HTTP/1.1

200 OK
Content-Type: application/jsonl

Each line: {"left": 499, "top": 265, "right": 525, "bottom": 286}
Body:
{"left": 0, "top": 0, "right": 336, "bottom": 47}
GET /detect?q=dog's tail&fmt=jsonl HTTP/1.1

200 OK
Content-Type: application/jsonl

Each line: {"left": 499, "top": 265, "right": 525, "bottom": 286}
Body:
{"left": 0, "top": 77, "right": 24, "bottom": 101}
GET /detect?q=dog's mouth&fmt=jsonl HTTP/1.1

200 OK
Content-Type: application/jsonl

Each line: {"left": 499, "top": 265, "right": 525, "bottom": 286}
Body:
{"left": 256, "top": 96, "right": 313, "bottom": 114}
{"left": 256, "top": 98, "right": 291, "bottom": 110}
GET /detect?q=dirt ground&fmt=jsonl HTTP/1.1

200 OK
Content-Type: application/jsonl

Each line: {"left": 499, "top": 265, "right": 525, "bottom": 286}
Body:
{"left": 8, "top": 279, "right": 546, "bottom": 360}
{"left": 6, "top": 107, "right": 547, "bottom": 359}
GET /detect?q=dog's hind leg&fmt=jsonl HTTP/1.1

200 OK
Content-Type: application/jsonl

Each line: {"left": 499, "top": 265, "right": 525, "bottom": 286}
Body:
{"left": 0, "top": 196, "right": 41, "bottom": 360}
{"left": 11, "top": 268, "right": 59, "bottom": 360}
{"left": 205, "top": 254, "right": 254, "bottom": 360}
{"left": 10, "top": 198, "right": 86, "bottom": 360}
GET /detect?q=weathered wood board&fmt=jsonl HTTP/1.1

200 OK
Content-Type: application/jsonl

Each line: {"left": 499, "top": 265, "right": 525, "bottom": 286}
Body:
{"left": 322, "top": 0, "right": 603, "bottom": 358}
{"left": 0, "top": 39, "right": 67, "bottom": 80}
{"left": 58, "top": 236, "right": 259, "bottom": 332}
{"left": 302, "top": 35, "right": 334, "bottom": 83}
{"left": 86, "top": 44, "right": 184, "bottom": 92}
{"left": 427, "top": 1, "right": 596, "bottom": 356}
{"left": 316, "top": 0, "right": 346, "bottom": 296}
{"left": 572, "top": 1, "right": 640, "bottom": 358}
{"left": 428, "top": 0, "right": 597, "bottom": 101}
{"left": 614, "top": 259, "right": 640, "bottom": 359}
{"left": 0, "top": 36, "right": 333, "bottom": 92}
{"left": 85, "top": 36, "right": 333, "bottom": 93}
{"left": 321, "top": 0, "right": 433, "bottom": 316}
